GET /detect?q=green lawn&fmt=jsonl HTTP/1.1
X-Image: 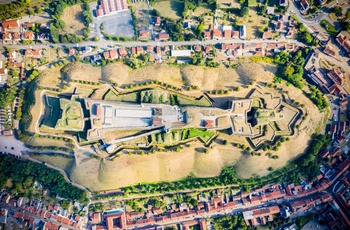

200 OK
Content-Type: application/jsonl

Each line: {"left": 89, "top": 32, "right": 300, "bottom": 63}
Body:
{"left": 153, "top": 1, "right": 184, "bottom": 20}
{"left": 188, "top": 128, "right": 215, "bottom": 142}
{"left": 75, "top": 87, "right": 94, "bottom": 98}
{"left": 55, "top": 99, "right": 84, "bottom": 130}
{"left": 104, "top": 90, "right": 139, "bottom": 102}
{"left": 320, "top": 20, "right": 338, "bottom": 36}
{"left": 177, "top": 95, "right": 211, "bottom": 107}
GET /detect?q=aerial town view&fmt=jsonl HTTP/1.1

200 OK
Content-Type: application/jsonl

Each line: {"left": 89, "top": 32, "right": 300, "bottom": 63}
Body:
{"left": 0, "top": 0, "right": 350, "bottom": 229}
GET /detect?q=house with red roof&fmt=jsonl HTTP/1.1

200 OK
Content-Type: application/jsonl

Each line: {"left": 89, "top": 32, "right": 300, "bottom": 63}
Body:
{"left": 212, "top": 29, "right": 222, "bottom": 39}
{"left": 202, "top": 30, "right": 211, "bottom": 39}
{"left": 327, "top": 68, "right": 344, "bottom": 85}
{"left": 138, "top": 30, "right": 149, "bottom": 39}
{"left": 154, "top": 17, "right": 161, "bottom": 26}
{"left": 319, "top": 149, "right": 330, "bottom": 159}
{"left": 136, "top": 46, "right": 144, "bottom": 54}
{"left": 336, "top": 31, "right": 350, "bottom": 55}
{"left": 193, "top": 45, "right": 202, "bottom": 52}
{"left": 2, "top": 32, "right": 12, "bottom": 40}
{"left": 22, "top": 31, "right": 35, "bottom": 40}
{"left": 105, "top": 212, "right": 126, "bottom": 230}
{"left": 68, "top": 48, "right": 76, "bottom": 56}
{"left": 324, "top": 45, "right": 336, "bottom": 57}
{"left": 1, "top": 194, "right": 10, "bottom": 203}
{"left": 91, "top": 212, "right": 102, "bottom": 224}
{"left": 43, "top": 221, "right": 60, "bottom": 230}
{"left": 157, "top": 32, "right": 169, "bottom": 41}
{"left": 118, "top": 48, "right": 127, "bottom": 57}
{"left": 1, "top": 19, "right": 19, "bottom": 29}
{"left": 12, "top": 32, "right": 20, "bottom": 41}
{"left": 262, "top": 30, "right": 271, "bottom": 40}
{"left": 223, "top": 29, "right": 232, "bottom": 39}
{"left": 328, "top": 84, "right": 343, "bottom": 95}
{"left": 232, "top": 30, "right": 239, "bottom": 39}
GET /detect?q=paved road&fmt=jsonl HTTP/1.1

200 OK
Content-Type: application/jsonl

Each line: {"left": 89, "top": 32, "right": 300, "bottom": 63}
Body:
{"left": 1, "top": 37, "right": 303, "bottom": 51}
{"left": 288, "top": 0, "right": 349, "bottom": 34}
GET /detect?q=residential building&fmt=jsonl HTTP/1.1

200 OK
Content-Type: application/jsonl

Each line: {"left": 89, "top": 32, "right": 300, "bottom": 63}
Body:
{"left": 171, "top": 50, "right": 191, "bottom": 57}
{"left": 96, "top": 0, "right": 128, "bottom": 17}
{"left": 300, "top": 0, "right": 310, "bottom": 12}
{"left": 324, "top": 44, "right": 336, "bottom": 57}
{"left": 279, "top": 0, "right": 287, "bottom": 7}
{"left": 154, "top": 17, "right": 161, "bottom": 26}
{"left": 105, "top": 212, "right": 126, "bottom": 230}
{"left": 262, "top": 29, "right": 271, "bottom": 40}
{"left": 240, "top": 26, "right": 246, "bottom": 40}
{"left": 138, "top": 30, "right": 149, "bottom": 39}
{"left": 22, "top": 31, "right": 35, "bottom": 40}
{"left": 267, "top": 6, "right": 275, "bottom": 15}
{"left": 118, "top": 48, "right": 126, "bottom": 57}
{"left": 327, "top": 68, "right": 344, "bottom": 85}
{"left": 1, "top": 19, "right": 19, "bottom": 29}
{"left": 336, "top": 31, "right": 350, "bottom": 55}
{"left": 68, "top": 48, "right": 75, "bottom": 56}
{"left": 2, "top": 32, "right": 11, "bottom": 41}
{"left": 212, "top": 29, "right": 222, "bottom": 39}
{"left": 243, "top": 206, "right": 280, "bottom": 226}
{"left": 232, "top": 30, "right": 239, "bottom": 39}
{"left": 157, "top": 32, "right": 169, "bottom": 41}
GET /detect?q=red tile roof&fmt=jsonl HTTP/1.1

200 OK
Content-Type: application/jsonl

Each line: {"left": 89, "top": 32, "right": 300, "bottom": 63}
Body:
{"left": 158, "top": 32, "right": 169, "bottom": 40}
{"left": 212, "top": 29, "right": 222, "bottom": 38}
{"left": 223, "top": 30, "right": 231, "bottom": 38}
{"left": 204, "top": 120, "right": 215, "bottom": 128}
{"left": 2, "top": 19, "right": 19, "bottom": 29}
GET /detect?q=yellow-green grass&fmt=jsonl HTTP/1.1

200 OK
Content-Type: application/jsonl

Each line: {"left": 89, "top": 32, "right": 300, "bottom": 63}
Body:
{"left": 153, "top": 0, "right": 184, "bottom": 20}
{"left": 55, "top": 99, "right": 84, "bottom": 130}
{"left": 30, "top": 154, "right": 73, "bottom": 171}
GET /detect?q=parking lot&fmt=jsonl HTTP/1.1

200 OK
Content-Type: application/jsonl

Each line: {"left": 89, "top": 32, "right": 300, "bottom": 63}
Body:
{"left": 101, "top": 10, "right": 135, "bottom": 38}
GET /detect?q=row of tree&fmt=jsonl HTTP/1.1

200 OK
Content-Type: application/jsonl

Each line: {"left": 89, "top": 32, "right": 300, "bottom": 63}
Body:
{"left": 0, "top": 155, "right": 87, "bottom": 202}
{"left": 0, "top": 86, "right": 17, "bottom": 108}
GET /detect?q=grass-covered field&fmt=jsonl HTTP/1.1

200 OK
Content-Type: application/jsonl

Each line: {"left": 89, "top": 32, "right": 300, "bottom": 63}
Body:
{"left": 153, "top": 0, "right": 184, "bottom": 20}
{"left": 320, "top": 20, "right": 338, "bottom": 36}
{"left": 152, "top": 128, "right": 215, "bottom": 145}
{"left": 104, "top": 89, "right": 212, "bottom": 107}
{"left": 55, "top": 99, "right": 84, "bottom": 130}
{"left": 75, "top": 87, "right": 94, "bottom": 98}
{"left": 104, "top": 89, "right": 138, "bottom": 102}
{"left": 30, "top": 153, "right": 73, "bottom": 171}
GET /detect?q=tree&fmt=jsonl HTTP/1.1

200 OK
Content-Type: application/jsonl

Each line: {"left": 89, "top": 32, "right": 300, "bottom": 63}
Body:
{"left": 54, "top": 19, "right": 66, "bottom": 29}
{"left": 240, "top": 6, "right": 249, "bottom": 17}
{"left": 333, "top": 6, "right": 343, "bottom": 17}
{"left": 11, "top": 70, "right": 19, "bottom": 77}
{"left": 345, "top": 10, "right": 350, "bottom": 19}
{"left": 60, "top": 200, "right": 70, "bottom": 209}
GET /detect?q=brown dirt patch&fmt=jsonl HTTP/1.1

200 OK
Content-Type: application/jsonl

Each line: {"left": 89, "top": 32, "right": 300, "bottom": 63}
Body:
{"left": 69, "top": 142, "right": 242, "bottom": 191}
{"left": 37, "top": 66, "right": 64, "bottom": 88}
{"left": 60, "top": 4, "right": 85, "bottom": 36}
{"left": 64, "top": 62, "right": 102, "bottom": 82}
{"left": 25, "top": 136, "right": 72, "bottom": 149}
